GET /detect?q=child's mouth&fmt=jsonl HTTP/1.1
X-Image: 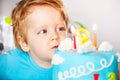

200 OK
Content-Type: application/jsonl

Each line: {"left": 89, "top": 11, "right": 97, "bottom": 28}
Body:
{"left": 52, "top": 45, "right": 58, "bottom": 49}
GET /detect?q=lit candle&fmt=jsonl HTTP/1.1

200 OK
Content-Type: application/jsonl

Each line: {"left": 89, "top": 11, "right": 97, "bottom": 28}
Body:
{"left": 71, "top": 26, "right": 77, "bottom": 50}
{"left": 93, "top": 24, "right": 97, "bottom": 48}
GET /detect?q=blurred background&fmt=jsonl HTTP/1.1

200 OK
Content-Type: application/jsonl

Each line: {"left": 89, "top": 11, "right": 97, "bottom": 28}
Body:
{"left": 0, "top": 0, "right": 120, "bottom": 53}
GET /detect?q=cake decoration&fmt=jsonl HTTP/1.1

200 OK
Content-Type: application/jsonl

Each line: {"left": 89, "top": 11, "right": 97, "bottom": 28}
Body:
{"left": 52, "top": 54, "right": 64, "bottom": 65}
{"left": 58, "top": 38, "right": 73, "bottom": 51}
{"left": 98, "top": 41, "right": 113, "bottom": 51}
{"left": 57, "top": 55, "right": 114, "bottom": 80}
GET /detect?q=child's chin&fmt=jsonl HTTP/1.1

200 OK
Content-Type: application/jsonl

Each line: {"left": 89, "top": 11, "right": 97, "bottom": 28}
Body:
{"left": 51, "top": 48, "right": 58, "bottom": 52}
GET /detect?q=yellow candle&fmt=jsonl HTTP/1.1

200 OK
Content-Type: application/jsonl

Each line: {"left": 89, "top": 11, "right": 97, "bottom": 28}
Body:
{"left": 76, "top": 28, "right": 90, "bottom": 45}
{"left": 93, "top": 24, "right": 97, "bottom": 48}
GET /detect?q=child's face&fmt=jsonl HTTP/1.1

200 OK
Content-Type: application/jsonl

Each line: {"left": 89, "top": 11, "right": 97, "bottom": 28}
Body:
{"left": 23, "top": 6, "right": 67, "bottom": 67}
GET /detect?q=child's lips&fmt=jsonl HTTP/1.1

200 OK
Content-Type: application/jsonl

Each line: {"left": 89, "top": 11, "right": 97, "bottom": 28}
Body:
{"left": 51, "top": 45, "right": 58, "bottom": 49}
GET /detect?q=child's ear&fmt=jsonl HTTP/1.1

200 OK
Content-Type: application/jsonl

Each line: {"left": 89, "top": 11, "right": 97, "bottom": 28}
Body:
{"left": 18, "top": 37, "right": 30, "bottom": 52}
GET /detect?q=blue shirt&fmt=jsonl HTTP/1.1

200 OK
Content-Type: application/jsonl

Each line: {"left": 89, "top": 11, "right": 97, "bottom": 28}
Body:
{"left": 0, "top": 48, "right": 52, "bottom": 80}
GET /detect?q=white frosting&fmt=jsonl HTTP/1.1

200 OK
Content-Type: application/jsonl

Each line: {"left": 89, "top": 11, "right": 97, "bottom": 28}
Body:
{"left": 58, "top": 38, "right": 73, "bottom": 51}
{"left": 52, "top": 54, "right": 64, "bottom": 65}
{"left": 98, "top": 41, "right": 113, "bottom": 51}
{"left": 58, "top": 55, "right": 114, "bottom": 80}
{"left": 58, "top": 37, "right": 96, "bottom": 53}
{"left": 58, "top": 38, "right": 114, "bottom": 53}
{"left": 77, "top": 40, "right": 96, "bottom": 53}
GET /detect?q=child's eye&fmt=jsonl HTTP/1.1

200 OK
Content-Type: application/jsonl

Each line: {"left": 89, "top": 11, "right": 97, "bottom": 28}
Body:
{"left": 39, "top": 29, "right": 47, "bottom": 34}
{"left": 57, "top": 27, "right": 66, "bottom": 31}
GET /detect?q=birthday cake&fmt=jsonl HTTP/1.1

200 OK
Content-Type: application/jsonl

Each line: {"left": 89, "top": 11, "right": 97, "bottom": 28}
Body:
{"left": 51, "top": 23, "right": 119, "bottom": 80}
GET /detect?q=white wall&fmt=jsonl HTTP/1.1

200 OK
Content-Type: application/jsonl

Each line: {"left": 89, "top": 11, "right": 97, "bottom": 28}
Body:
{"left": 63, "top": 0, "right": 120, "bottom": 52}
{"left": 0, "top": 0, "right": 120, "bottom": 52}
{"left": 0, "top": 0, "right": 18, "bottom": 17}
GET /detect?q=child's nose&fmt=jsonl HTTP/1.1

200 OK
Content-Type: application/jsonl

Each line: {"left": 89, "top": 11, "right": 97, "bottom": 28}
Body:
{"left": 50, "top": 31, "right": 58, "bottom": 40}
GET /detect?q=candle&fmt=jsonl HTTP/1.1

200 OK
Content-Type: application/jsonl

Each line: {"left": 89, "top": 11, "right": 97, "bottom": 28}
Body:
{"left": 71, "top": 26, "right": 77, "bottom": 50}
{"left": 76, "top": 28, "right": 90, "bottom": 45}
{"left": 93, "top": 24, "right": 97, "bottom": 48}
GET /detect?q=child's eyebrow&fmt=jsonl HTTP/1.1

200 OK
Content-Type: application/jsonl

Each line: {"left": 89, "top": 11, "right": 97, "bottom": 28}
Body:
{"left": 34, "top": 25, "right": 47, "bottom": 32}
{"left": 56, "top": 21, "right": 66, "bottom": 26}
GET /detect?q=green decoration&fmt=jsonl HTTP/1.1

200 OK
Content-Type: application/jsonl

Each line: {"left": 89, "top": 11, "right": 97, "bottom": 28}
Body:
{"left": 74, "top": 21, "right": 86, "bottom": 29}
{"left": 4, "top": 16, "right": 12, "bottom": 25}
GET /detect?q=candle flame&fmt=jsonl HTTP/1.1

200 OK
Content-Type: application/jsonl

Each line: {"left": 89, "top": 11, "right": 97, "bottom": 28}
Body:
{"left": 71, "top": 25, "right": 76, "bottom": 34}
